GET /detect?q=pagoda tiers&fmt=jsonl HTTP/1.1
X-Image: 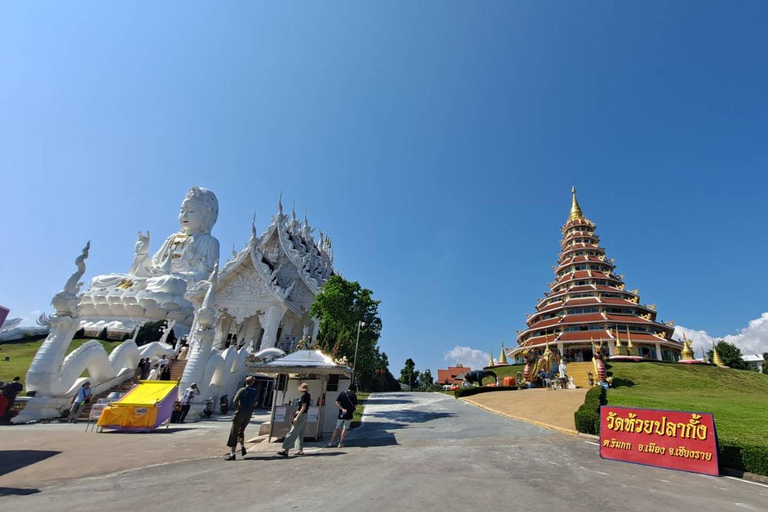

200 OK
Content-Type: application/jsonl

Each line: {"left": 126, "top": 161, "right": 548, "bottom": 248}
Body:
{"left": 511, "top": 188, "right": 682, "bottom": 363}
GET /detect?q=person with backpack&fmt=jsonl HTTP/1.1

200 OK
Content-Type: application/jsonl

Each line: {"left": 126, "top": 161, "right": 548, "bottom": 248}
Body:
{"left": 225, "top": 376, "right": 260, "bottom": 460}
{"left": 326, "top": 383, "right": 358, "bottom": 448}
{"left": 69, "top": 381, "right": 92, "bottom": 423}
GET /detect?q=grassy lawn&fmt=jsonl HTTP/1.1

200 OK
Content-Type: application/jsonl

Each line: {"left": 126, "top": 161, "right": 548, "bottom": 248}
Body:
{"left": 605, "top": 362, "right": 768, "bottom": 448}
{"left": 485, "top": 364, "right": 525, "bottom": 380}
{"left": 0, "top": 338, "right": 123, "bottom": 388}
{"left": 350, "top": 392, "right": 369, "bottom": 429}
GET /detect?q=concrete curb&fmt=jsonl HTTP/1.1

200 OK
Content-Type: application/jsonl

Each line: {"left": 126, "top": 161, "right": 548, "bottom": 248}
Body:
{"left": 461, "top": 397, "right": 579, "bottom": 436}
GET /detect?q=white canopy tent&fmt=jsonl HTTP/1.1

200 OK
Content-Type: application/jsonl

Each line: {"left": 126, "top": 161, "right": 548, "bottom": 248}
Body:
{"left": 247, "top": 350, "right": 352, "bottom": 441}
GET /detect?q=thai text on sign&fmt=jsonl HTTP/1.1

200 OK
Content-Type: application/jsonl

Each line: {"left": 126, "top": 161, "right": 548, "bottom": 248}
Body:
{"left": 599, "top": 406, "right": 719, "bottom": 476}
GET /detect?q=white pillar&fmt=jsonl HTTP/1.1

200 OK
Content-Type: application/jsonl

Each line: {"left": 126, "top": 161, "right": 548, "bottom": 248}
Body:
{"left": 243, "top": 315, "right": 258, "bottom": 347}
{"left": 259, "top": 305, "right": 287, "bottom": 349}
{"left": 655, "top": 343, "right": 662, "bottom": 361}
{"left": 607, "top": 340, "right": 615, "bottom": 357}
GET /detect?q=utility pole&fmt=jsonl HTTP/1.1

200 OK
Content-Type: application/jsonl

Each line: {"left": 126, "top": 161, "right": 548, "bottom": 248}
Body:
{"left": 352, "top": 320, "right": 366, "bottom": 386}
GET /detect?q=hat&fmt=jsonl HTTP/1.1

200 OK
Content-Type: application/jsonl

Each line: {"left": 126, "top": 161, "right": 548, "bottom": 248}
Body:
{"left": 348, "top": 384, "right": 357, "bottom": 392}
{"left": 299, "top": 382, "right": 309, "bottom": 391}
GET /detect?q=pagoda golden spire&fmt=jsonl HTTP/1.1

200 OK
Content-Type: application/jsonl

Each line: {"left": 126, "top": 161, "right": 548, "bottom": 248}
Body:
{"left": 614, "top": 325, "right": 624, "bottom": 356}
{"left": 712, "top": 341, "right": 725, "bottom": 367}
{"left": 569, "top": 186, "right": 584, "bottom": 221}
{"left": 499, "top": 341, "right": 508, "bottom": 365}
{"left": 488, "top": 350, "right": 495, "bottom": 368}
{"left": 626, "top": 326, "right": 634, "bottom": 355}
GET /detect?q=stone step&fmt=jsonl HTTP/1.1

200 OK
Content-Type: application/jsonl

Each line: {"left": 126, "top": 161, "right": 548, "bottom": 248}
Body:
{"left": 565, "top": 361, "right": 598, "bottom": 388}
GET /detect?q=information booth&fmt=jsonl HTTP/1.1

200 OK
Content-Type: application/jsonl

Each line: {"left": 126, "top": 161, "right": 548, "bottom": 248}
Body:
{"left": 247, "top": 350, "right": 352, "bottom": 442}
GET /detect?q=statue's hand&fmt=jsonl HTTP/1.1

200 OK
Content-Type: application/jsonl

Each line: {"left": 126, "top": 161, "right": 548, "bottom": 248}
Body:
{"left": 135, "top": 231, "right": 150, "bottom": 256}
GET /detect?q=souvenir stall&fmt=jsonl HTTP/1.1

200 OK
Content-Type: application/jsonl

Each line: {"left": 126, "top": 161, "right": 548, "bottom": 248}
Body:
{"left": 96, "top": 381, "right": 178, "bottom": 432}
{"left": 247, "top": 350, "right": 352, "bottom": 442}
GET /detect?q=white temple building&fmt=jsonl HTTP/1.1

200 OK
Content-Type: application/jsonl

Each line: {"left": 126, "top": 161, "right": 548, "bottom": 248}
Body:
{"left": 14, "top": 187, "right": 336, "bottom": 423}
{"left": 78, "top": 190, "right": 334, "bottom": 351}
{"left": 199, "top": 200, "right": 335, "bottom": 353}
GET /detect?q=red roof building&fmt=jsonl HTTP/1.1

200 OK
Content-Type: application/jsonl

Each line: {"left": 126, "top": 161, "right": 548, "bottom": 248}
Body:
{"left": 511, "top": 188, "right": 682, "bottom": 363}
{"left": 436, "top": 365, "right": 471, "bottom": 385}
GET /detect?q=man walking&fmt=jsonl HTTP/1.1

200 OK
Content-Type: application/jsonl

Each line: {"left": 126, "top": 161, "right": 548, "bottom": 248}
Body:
{"left": 69, "top": 381, "right": 92, "bottom": 423}
{"left": 225, "top": 376, "right": 260, "bottom": 460}
{"left": 327, "top": 383, "right": 357, "bottom": 448}
{"left": 179, "top": 383, "right": 200, "bottom": 423}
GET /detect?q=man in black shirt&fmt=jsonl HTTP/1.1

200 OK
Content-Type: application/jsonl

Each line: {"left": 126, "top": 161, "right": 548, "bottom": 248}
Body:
{"left": 326, "top": 384, "right": 357, "bottom": 448}
{"left": 225, "top": 376, "right": 260, "bottom": 460}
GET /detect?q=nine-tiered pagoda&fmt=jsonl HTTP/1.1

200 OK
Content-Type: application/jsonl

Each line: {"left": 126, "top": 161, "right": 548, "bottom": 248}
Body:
{"left": 511, "top": 188, "right": 682, "bottom": 362}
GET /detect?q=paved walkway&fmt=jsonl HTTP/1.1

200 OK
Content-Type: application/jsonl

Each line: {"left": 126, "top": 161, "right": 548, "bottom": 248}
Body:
{"left": 0, "top": 411, "right": 271, "bottom": 491}
{"left": 3, "top": 393, "right": 765, "bottom": 511}
{"left": 462, "top": 388, "right": 588, "bottom": 433}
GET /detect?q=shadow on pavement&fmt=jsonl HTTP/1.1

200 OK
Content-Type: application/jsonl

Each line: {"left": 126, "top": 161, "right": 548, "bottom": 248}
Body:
{"left": 243, "top": 452, "right": 346, "bottom": 461}
{"left": 99, "top": 427, "right": 194, "bottom": 434}
{"left": 0, "top": 487, "right": 41, "bottom": 496}
{"left": 365, "top": 410, "right": 455, "bottom": 424}
{"left": 366, "top": 398, "right": 414, "bottom": 405}
{"left": 0, "top": 450, "right": 60, "bottom": 477}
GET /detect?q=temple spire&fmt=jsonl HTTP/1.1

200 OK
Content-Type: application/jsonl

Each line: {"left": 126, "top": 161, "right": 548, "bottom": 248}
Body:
{"left": 569, "top": 186, "right": 584, "bottom": 221}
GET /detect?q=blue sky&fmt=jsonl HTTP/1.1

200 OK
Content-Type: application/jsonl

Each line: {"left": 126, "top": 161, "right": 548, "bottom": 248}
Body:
{"left": 2, "top": 2, "right": 768, "bottom": 374}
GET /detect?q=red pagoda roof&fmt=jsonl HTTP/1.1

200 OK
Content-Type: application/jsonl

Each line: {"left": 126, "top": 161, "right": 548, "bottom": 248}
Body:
{"left": 516, "top": 188, "right": 680, "bottom": 355}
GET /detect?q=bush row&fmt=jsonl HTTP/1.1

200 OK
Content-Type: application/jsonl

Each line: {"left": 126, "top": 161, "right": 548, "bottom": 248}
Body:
{"left": 576, "top": 388, "right": 768, "bottom": 476}
{"left": 719, "top": 441, "right": 768, "bottom": 477}
{"left": 573, "top": 386, "right": 606, "bottom": 435}
{"left": 454, "top": 386, "right": 517, "bottom": 398}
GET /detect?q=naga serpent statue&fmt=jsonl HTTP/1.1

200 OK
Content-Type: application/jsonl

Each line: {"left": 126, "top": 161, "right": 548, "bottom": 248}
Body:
{"left": 464, "top": 369, "right": 497, "bottom": 386}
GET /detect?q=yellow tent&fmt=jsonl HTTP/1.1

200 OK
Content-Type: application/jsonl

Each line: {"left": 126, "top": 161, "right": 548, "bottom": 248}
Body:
{"left": 97, "top": 381, "right": 178, "bottom": 432}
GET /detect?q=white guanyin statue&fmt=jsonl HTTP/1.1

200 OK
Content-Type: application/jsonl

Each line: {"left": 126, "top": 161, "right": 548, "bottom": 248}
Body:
{"left": 79, "top": 186, "right": 220, "bottom": 334}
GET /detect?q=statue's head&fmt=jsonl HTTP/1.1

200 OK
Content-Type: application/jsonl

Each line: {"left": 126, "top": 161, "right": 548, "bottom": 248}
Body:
{"left": 179, "top": 186, "right": 219, "bottom": 235}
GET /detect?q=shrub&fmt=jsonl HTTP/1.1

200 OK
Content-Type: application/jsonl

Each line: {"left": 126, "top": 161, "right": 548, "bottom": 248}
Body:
{"left": 97, "top": 327, "right": 109, "bottom": 341}
{"left": 719, "top": 441, "right": 768, "bottom": 476}
{"left": 454, "top": 386, "right": 516, "bottom": 398}
{"left": 574, "top": 386, "right": 606, "bottom": 435}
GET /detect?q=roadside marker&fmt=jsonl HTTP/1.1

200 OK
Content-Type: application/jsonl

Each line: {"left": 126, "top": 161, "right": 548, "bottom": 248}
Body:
{"left": 584, "top": 441, "right": 599, "bottom": 446}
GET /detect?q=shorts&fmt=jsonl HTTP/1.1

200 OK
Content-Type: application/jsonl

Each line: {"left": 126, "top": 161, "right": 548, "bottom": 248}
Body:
{"left": 336, "top": 418, "right": 352, "bottom": 430}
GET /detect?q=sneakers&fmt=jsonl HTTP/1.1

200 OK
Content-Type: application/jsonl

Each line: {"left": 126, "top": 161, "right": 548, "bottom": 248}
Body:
{"left": 337, "top": 442, "right": 344, "bottom": 448}
{"left": 224, "top": 453, "right": 236, "bottom": 461}
{"left": 325, "top": 442, "right": 335, "bottom": 448}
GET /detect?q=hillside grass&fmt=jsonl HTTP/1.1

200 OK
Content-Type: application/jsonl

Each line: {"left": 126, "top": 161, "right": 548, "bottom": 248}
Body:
{"left": 0, "top": 338, "right": 123, "bottom": 388}
{"left": 483, "top": 364, "right": 525, "bottom": 380}
{"left": 605, "top": 362, "right": 768, "bottom": 448}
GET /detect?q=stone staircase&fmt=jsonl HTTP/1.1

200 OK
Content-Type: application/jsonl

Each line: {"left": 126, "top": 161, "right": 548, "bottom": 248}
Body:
{"left": 565, "top": 361, "right": 597, "bottom": 388}
{"left": 170, "top": 358, "right": 187, "bottom": 381}
{"left": 75, "top": 359, "right": 188, "bottom": 421}
{"left": 76, "top": 377, "right": 137, "bottom": 421}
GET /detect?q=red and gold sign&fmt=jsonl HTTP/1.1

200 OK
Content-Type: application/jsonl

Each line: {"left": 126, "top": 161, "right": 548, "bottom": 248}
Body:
{"left": 599, "top": 406, "right": 719, "bottom": 476}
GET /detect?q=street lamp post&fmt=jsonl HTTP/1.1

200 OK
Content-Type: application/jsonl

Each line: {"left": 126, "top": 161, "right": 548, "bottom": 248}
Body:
{"left": 352, "top": 320, "right": 366, "bottom": 386}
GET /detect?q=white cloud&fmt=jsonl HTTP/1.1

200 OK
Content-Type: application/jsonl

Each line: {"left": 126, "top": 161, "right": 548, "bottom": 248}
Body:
{"left": 674, "top": 312, "right": 768, "bottom": 359}
{"left": 444, "top": 345, "right": 490, "bottom": 370}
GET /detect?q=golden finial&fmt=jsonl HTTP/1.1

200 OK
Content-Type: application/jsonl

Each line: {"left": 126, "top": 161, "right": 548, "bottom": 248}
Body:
{"left": 569, "top": 186, "right": 584, "bottom": 221}
{"left": 681, "top": 334, "right": 694, "bottom": 360}
{"left": 626, "top": 326, "right": 634, "bottom": 354}
{"left": 488, "top": 350, "right": 495, "bottom": 368}
{"left": 614, "top": 325, "right": 624, "bottom": 355}
{"left": 712, "top": 341, "right": 725, "bottom": 367}
{"left": 499, "top": 340, "right": 508, "bottom": 365}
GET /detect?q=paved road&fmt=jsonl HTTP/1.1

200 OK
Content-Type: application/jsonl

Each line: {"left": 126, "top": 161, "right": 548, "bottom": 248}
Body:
{"left": 3, "top": 393, "right": 767, "bottom": 511}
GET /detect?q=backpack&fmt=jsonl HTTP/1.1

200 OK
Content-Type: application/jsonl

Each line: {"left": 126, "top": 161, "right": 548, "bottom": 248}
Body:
{"left": 238, "top": 386, "right": 259, "bottom": 410}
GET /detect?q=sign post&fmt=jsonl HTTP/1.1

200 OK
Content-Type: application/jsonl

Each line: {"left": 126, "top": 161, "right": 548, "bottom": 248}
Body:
{"left": 599, "top": 406, "right": 719, "bottom": 476}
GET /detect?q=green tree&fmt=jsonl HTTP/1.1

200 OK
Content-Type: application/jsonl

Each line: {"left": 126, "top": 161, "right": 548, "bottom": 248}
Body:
{"left": 135, "top": 320, "right": 176, "bottom": 347}
{"left": 420, "top": 369, "right": 434, "bottom": 388}
{"left": 399, "top": 358, "right": 420, "bottom": 390}
{"left": 762, "top": 353, "right": 768, "bottom": 375}
{"left": 310, "top": 275, "right": 387, "bottom": 391}
{"left": 707, "top": 341, "right": 747, "bottom": 370}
